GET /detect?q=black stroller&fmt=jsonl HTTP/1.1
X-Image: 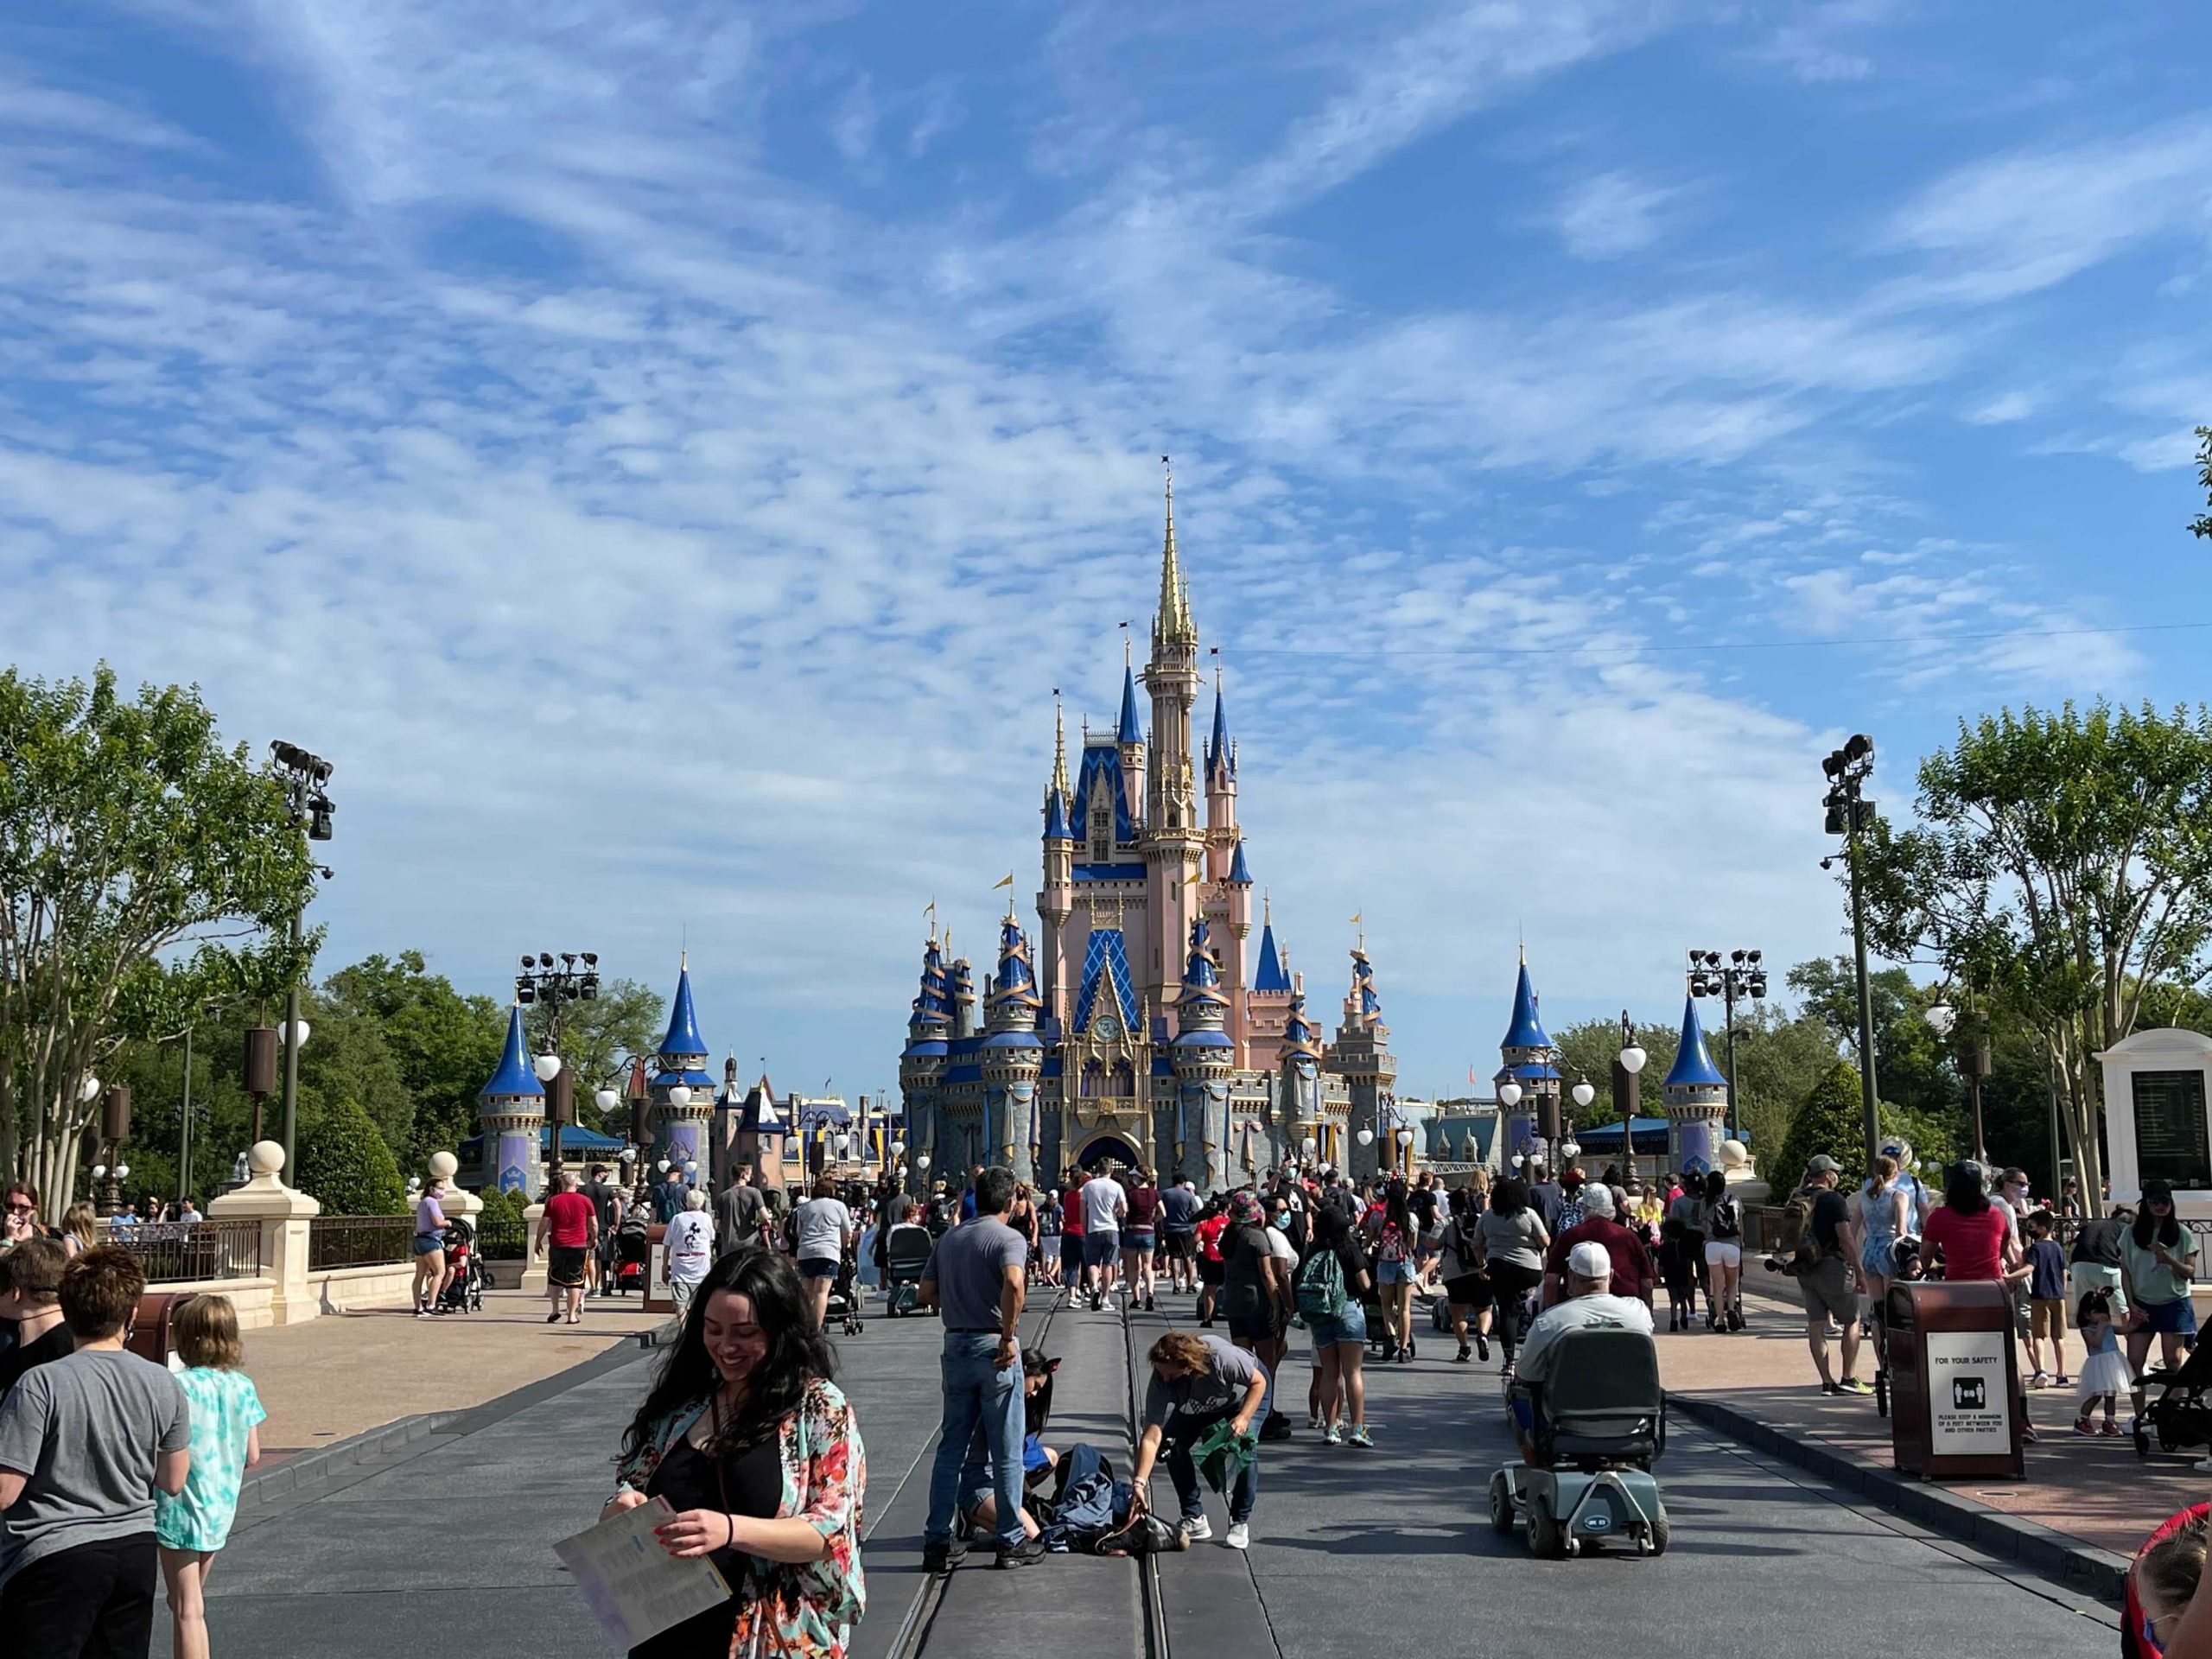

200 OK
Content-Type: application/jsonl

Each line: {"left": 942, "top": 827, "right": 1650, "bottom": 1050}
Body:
{"left": 439, "top": 1218, "right": 486, "bottom": 1313}
{"left": 825, "top": 1249, "right": 865, "bottom": 1336}
{"left": 2134, "top": 1337, "right": 2212, "bottom": 1461}
{"left": 881, "top": 1224, "right": 935, "bottom": 1318}
{"left": 613, "top": 1211, "right": 651, "bottom": 1296}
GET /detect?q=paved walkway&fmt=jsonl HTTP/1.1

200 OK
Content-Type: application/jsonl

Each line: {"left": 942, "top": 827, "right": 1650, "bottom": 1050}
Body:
{"left": 239, "top": 1287, "right": 667, "bottom": 1453}
{"left": 1662, "top": 1274, "right": 2203, "bottom": 1558}
{"left": 176, "top": 1276, "right": 2119, "bottom": 1658}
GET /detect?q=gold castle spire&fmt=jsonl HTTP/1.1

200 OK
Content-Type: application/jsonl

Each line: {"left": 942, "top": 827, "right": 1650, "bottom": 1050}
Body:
{"left": 1157, "top": 455, "right": 1195, "bottom": 646}
{"left": 1052, "top": 693, "right": 1070, "bottom": 798}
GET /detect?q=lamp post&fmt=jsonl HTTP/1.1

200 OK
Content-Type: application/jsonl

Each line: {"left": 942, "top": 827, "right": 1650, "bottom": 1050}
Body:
{"left": 269, "top": 741, "right": 335, "bottom": 1178}
{"left": 516, "top": 951, "right": 601, "bottom": 1184}
{"left": 1567, "top": 1077, "right": 1595, "bottom": 1175}
{"left": 275, "top": 1016, "right": 310, "bottom": 1175}
{"left": 1924, "top": 998, "right": 1990, "bottom": 1165}
{"left": 1614, "top": 1014, "right": 1649, "bottom": 1183}
{"left": 1687, "top": 949, "right": 1765, "bottom": 1145}
{"left": 1497, "top": 1079, "right": 1524, "bottom": 1174}
{"left": 1821, "top": 734, "right": 1882, "bottom": 1172}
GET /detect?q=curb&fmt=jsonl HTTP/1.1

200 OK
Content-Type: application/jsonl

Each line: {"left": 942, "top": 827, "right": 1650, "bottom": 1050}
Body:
{"left": 1670, "top": 1391, "right": 2133, "bottom": 1605}
{"left": 237, "top": 1410, "right": 459, "bottom": 1508}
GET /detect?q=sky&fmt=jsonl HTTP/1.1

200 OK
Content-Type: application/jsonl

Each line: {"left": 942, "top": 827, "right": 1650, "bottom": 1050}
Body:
{"left": 4, "top": 2, "right": 2211, "bottom": 1109}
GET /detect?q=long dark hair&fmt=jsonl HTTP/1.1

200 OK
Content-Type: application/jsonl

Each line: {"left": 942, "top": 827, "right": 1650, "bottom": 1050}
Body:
{"left": 1702, "top": 1169, "right": 1726, "bottom": 1205}
{"left": 1942, "top": 1161, "right": 1991, "bottom": 1214}
{"left": 2134, "top": 1179, "right": 2182, "bottom": 1249}
{"left": 1384, "top": 1179, "right": 1412, "bottom": 1239}
{"left": 621, "top": 1249, "right": 835, "bottom": 1464}
{"left": 1490, "top": 1178, "right": 1529, "bottom": 1218}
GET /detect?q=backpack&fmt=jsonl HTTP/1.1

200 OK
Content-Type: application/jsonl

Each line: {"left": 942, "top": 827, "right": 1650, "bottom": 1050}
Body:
{"left": 1776, "top": 1187, "right": 1822, "bottom": 1271}
{"left": 1377, "top": 1222, "right": 1409, "bottom": 1264}
{"left": 1295, "top": 1246, "right": 1351, "bottom": 1320}
{"left": 1709, "top": 1194, "right": 1742, "bottom": 1241}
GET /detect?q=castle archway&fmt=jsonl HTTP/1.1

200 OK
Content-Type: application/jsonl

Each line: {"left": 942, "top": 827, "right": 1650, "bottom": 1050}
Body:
{"left": 1072, "top": 1133, "right": 1142, "bottom": 1173}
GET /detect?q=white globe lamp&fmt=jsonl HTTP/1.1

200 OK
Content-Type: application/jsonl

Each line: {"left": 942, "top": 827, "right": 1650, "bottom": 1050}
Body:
{"left": 1572, "top": 1080, "right": 1596, "bottom": 1110}
{"left": 1497, "top": 1081, "right": 1522, "bottom": 1109}
{"left": 1619, "top": 1044, "right": 1648, "bottom": 1075}
{"left": 1395, "top": 1127, "right": 1414, "bottom": 1147}
{"left": 594, "top": 1088, "right": 619, "bottom": 1113}
{"left": 1925, "top": 1001, "right": 1958, "bottom": 1038}
{"left": 668, "top": 1086, "right": 694, "bottom": 1109}
{"left": 533, "top": 1053, "right": 563, "bottom": 1083}
{"left": 1356, "top": 1128, "right": 1375, "bottom": 1147}
{"left": 916, "top": 1153, "right": 932, "bottom": 1171}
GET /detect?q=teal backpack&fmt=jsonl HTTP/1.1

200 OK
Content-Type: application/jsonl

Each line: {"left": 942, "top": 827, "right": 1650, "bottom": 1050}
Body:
{"left": 1295, "top": 1246, "right": 1350, "bottom": 1320}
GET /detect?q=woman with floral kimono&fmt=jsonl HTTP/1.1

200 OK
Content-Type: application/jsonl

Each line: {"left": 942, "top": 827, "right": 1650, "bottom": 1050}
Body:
{"left": 604, "top": 1249, "right": 868, "bottom": 1659}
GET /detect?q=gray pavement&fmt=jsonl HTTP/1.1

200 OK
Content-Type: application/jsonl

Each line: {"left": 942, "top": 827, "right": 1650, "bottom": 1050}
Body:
{"left": 175, "top": 1283, "right": 2120, "bottom": 1658}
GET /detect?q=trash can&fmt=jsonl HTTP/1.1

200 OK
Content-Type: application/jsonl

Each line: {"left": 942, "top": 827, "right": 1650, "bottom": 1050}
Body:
{"left": 641, "top": 1224, "right": 676, "bottom": 1315}
{"left": 1886, "top": 1281, "right": 2024, "bottom": 1480}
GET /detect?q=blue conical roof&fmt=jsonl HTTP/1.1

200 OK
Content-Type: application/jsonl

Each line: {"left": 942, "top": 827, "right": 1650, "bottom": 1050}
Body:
{"left": 480, "top": 1006, "right": 544, "bottom": 1100}
{"left": 1664, "top": 995, "right": 1728, "bottom": 1089}
{"left": 1254, "top": 920, "right": 1291, "bottom": 993}
{"left": 1501, "top": 958, "right": 1550, "bottom": 1051}
{"left": 1229, "top": 839, "right": 1252, "bottom": 884}
{"left": 1043, "top": 785, "right": 1072, "bottom": 841}
{"left": 1117, "top": 664, "right": 1141, "bottom": 745}
{"left": 659, "top": 963, "right": 707, "bottom": 1058}
{"left": 1207, "top": 683, "right": 1230, "bottom": 775}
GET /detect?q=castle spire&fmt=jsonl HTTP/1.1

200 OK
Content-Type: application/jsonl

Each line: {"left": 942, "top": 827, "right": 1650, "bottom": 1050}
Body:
{"left": 1156, "top": 455, "right": 1195, "bottom": 646}
{"left": 1207, "top": 664, "right": 1231, "bottom": 776}
{"left": 1117, "top": 660, "right": 1141, "bottom": 746}
{"left": 1052, "top": 694, "right": 1070, "bottom": 798}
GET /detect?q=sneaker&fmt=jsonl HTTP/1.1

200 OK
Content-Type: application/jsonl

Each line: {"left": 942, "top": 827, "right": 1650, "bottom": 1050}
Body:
{"left": 1726, "top": 1306, "right": 1745, "bottom": 1333}
{"left": 1837, "top": 1377, "right": 1874, "bottom": 1395}
{"left": 921, "top": 1538, "right": 969, "bottom": 1573}
{"left": 2073, "top": 1418, "right": 2096, "bottom": 1436}
{"left": 1225, "top": 1522, "right": 1249, "bottom": 1550}
{"left": 1145, "top": 1295, "right": 1157, "bottom": 1313}
{"left": 1306, "top": 1412, "right": 1322, "bottom": 1430}
{"left": 1474, "top": 1334, "right": 1490, "bottom": 1361}
{"left": 544, "top": 1313, "right": 562, "bottom": 1325}
{"left": 1181, "top": 1516, "right": 1212, "bottom": 1542}
{"left": 1346, "top": 1427, "right": 1374, "bottom": 1449}
{"left": 1259, "top": 1415, "right": 1293, "bottom": 1442}
{"left": 2028, "top": 1370, "right": 2049, "bottom": 1389}
{"left": 1454, "top": 1344, "right": 1471, "bottom": 1363}
{"left": 2103, "top": 1421, "right": 2124, "bottom": 1438}
{"left": 1820, "top": 1381, "right": 1843, "bottom": 1395}
{"left": 1321, "top": 1424, "right": 1343, "bottom": 1445}
{"left": 997, "top": 1535, "right": 1047, "bottom": 1569}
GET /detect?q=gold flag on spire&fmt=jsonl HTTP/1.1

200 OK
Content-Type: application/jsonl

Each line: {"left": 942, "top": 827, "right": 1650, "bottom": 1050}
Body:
{"left": 992, "top": 873, "right": 1014, "bottom": 890}
{"left": 1350, "top": 911, "right": 1362, "bottom": 925}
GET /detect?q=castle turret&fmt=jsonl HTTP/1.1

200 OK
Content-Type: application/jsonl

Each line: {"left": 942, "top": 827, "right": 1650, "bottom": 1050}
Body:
{"left": 1142, "top": 462, "right": 1205, "bottom": 1007}
{"left": 1332, "top": 944, "right": 1397, "bottom": 1180}
{"left": 478, "top": 1004, "right": 546, "bottom": 1197}
{"left": 650, "top": 957, "right": 715, "bottom": 1179}
{"left": 1496, "top": 953, "right": 1558, "bottom": 1172}
{"left": 1170, "top": 918, "right": 1236, "bottom": 1187}
{"left": 1117, "top": 657, "right": 1146, "bottom": 828}
{"left": 1041, "top": 701, "right": 1075, "bottom": 1026}
{"left": 950, "top": 952, "right": 979, "bottom": 1041}
{"left": 899, "top": 936, "right": 952, "bottom": 1193}
{"left": 1662, "top": 995, "right": 1729, "bottom": 1176}
{"left": 980, "top": 911, "right": 1046, "bottom": 1182}
{"left": 1205, "top": 669, "right": 1238, "bottom": 877}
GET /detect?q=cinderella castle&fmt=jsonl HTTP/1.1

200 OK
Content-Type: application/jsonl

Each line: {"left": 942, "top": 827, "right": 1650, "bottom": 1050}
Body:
{"left": 899, "top": 473, "right": 1398, "bottom": 1191}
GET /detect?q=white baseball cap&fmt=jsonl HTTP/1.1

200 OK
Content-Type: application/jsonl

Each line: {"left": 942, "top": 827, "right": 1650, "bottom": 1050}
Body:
{"left": 1567, "top": 1240, "right": 1612, "bottom": 1280}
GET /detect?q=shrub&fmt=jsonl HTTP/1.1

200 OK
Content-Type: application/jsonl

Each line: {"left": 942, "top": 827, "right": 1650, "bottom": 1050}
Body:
{"left": 294, "top": 1095, "right": 407, "bottom": 1216}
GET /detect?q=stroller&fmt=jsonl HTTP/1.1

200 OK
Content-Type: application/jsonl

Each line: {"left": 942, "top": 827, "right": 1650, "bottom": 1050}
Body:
{"left": 2134, "top": 1337, "right": 2212, "bottom": 1462}
{"left": 440, "top": 1218, "right": 486, "bottom": 1313}
{"left": 825, "top": 1249, "right": 865, "bottom": 1336}
{"left": 881, "top": 1224, "right": 935, "bottom": 1318}
{"left": 613, "top": 1211, "right": 651, "bottom": 1296}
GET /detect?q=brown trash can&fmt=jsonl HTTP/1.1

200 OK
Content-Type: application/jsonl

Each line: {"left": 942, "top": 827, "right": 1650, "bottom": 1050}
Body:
{"left": 126, "top": 1291, "right": 200, "bottom": 1367}
{"left": 1887, "top": 1281, "right": 2025, "bottom": 1479}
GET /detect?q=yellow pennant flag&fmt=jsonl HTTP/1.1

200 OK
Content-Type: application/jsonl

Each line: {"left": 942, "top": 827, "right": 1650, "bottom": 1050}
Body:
{"left": 1185, "top": 868, "right": 1204, "bottom": 886}
{"left": 992, "top": 873, "right": 1014, "bottom": 890}
{"left": 1350, "top": 911, "right": 1362, "bottom": 925}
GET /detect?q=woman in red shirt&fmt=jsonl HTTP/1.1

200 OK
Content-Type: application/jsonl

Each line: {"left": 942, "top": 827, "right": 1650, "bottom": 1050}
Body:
{"left": 1194, "top": 1201, "right": 1230, "bottom": 1328}
{"left": 1922, "top": 1160, "right": 2033, "bottom": 1440}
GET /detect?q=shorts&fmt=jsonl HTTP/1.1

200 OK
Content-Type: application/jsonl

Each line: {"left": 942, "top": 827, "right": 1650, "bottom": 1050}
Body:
{"left": 671, "top": 1275, "right": 702, "bottom": 1314}
{"left": 1227, "top": 1304, "right": 1287, "bottom": 1345}
{"left": 798, "top": 1256, "right": 842, "bottom": 1281}
{"left": 1307, "top": 1304, "right": 1369, "bottom": 1348}
{"left": 1123, "top": 1230, "right": 1156, "bottom": 1254}
{"left": 1083, "top": 1232, "right": 1119, "bottom": 1269}
{"left": 411, "top": 1232, "right": 445, "bottom": 1257}
{"left": 2069, "top": 1262, "right": 2126, "bottom": 1319}
{"left": 548, "top": 1246, "right": 588, "bottom": 1287}
{"left": 1376, "top": 1259, "right": 1412, "bottom": 1286}
{"left": 1163, "top": 1230, "right": 1196, "bottom": 1262}
{"left": 1797, "top": 1255, "right": 1856, "bottom": 1325}
{"left": 1704, "top": 1240, "right": 1743, "bottom": 1269}
{"left": 2031, "top": 1299, "right": 2066, "bottom": 1341}
{"left": 1859, "top": 1236, "right": 1897, "bottom": 1279}
{"left": 1198, "top": 1256, "right": 1226, "bottom": 1287}
{"left": 1442, "top": 1273, "right": 1490, "bottom": 1308}
{"left": 2141, "top": 1297, "right": 2198, "bottom": 1337}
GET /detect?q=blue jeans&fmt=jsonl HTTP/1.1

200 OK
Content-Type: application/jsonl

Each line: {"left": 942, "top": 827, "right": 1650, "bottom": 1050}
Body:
{"left": 1165, "top": 1410, "right": 1258, "bottom": 1525}
{"left": 926, "top": 1334, "right": 1024, "bottom": 1549}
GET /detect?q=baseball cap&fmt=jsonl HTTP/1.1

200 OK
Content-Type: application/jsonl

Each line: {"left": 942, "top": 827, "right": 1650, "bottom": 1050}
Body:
{"left": 1567, "top": 1241, "right": 1611, "bottom": 1280}
{"left": 1807, "top": 1154, "right": 1841, "bottom": 1174}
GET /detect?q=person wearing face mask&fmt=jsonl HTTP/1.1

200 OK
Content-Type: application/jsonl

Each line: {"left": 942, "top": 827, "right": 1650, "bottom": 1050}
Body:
{"left": 606, "top": 1249, "right": 868, "bottom": 1659}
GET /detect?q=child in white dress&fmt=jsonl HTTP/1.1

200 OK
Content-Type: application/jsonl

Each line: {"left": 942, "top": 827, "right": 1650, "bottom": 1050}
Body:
{"left": 2075, "top": 1288, "right": 2133, "bottom": 1437}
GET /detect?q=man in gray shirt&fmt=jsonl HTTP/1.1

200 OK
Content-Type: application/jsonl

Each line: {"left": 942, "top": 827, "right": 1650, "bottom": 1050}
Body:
{"left": 715, "top": 1172, "right": 766, "bottom": 1259}
{"left": 0, "top": 1244, "right": 189, "bottom": 1655}
{"left": 918, "top": 1166, "right": 1039, "bottom": 1571}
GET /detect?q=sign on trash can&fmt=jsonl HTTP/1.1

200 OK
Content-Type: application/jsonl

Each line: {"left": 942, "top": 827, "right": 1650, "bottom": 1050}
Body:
{"left": 1887, "top": 1281, "right": 2024, "bottom": 1480}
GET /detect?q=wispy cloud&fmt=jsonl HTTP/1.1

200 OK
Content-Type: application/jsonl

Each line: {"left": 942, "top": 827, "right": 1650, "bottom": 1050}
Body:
{"left": 1548, "top": 168, "right": 1692, "bottom": 259}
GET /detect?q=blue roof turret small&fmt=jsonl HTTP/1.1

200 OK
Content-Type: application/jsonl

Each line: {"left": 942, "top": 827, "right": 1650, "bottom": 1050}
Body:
{"left": 1664, "top": 995, "right": 1729, "bottom": 1090}
{"left": 1176, "top": 918, "right": 1230, "bottom": 1014}
{"left": 1117, "top": 664, "right": 1141, "bottom": 745}
{"left": 1501, "top": 957, "right": 1551, "bottom": 1052}
{"left": 1206, "top": 681, "right": 1234, "bottom": 779}
{"left": 1043, "top": 785, "right": 1072, "bottom": 842}
{"left": 1254, "top": 910, "right": 1291, "bottom": 994}
{"left": 480, "top": 1005, "right": 545, "bottom": 1101}
{"left": 658, "top": 959, "right": 708, "bottom": 1061}
{"left": 1229, "top": 839, "right": 1252, "bottom": 885}
{"left": 1278, "top": 985, "right": 1324, "bottom": 1063}
{"left": 988, "top": 913, "right": 1043, "bottom": 1022}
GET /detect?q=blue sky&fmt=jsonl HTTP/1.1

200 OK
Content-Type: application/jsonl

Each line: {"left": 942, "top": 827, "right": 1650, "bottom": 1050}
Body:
{"left": 5, "top": 2, "right": 2210, "bottom": 1109}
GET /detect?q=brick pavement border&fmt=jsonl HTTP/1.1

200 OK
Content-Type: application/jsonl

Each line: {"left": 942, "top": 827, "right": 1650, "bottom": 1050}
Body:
{"left": 1669, "top": 1390, "right": 2134, "bottom": 1605}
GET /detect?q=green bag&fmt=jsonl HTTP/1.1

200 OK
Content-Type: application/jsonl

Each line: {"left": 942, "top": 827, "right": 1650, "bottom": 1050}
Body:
{"left": 1191, "top": 1418, "right": 1257, "bottom": 1496}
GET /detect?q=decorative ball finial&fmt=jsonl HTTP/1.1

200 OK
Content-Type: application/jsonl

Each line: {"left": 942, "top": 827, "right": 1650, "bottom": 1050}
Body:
{"left": 248, "top": 1140, "right": 285, "bottom": 1179}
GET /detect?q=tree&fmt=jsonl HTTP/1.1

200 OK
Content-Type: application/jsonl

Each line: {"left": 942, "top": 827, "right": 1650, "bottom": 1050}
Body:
{"left": 0, "top": 667, "right": 313, "bottom": 1220}
{"left": 319, "top": 952, "right": 505, "bottom": 1173}
{"left": 1769, "top": 1060, "right": 1958, "bottom": 1192}
{"left": 1787, "top": 957, "right": 1966, "bottom": 1130}
{"left": 293, "top": 1094, "right": 407, "bottom": 1216}
{"left": 524, "top": 976, "right": 663, "bottom": 1134}
{"left": 2192, "top": 426, "right": 2212, "bottom": 542}
{"left": 1858, "top": 702, "right": 2212, "bottom": 1213}
{"left": 1552, "top": 1019, "right": 1679, "bottom": 1130}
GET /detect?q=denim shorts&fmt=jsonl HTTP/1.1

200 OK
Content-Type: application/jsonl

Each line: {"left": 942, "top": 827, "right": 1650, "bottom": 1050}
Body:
{"left": 1307, "top": 1303, "right": 1368, "bottom": 1348}
{"left": 1376, "top": 1259, "right": 1412, "bottom": 1286}
{"left": 1123, "top": 1230, "right": 1155, "bottom": 1252}
{"left": 2142, "top": 1297, "right": 2198, "bottom": 1337}
{"left": 410, "top": 1232, "right": 444, "bottom": 1256}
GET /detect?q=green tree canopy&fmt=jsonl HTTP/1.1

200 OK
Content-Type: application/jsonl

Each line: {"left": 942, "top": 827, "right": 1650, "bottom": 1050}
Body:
{"left": 1858, "top": 701, "right": 2212, "bottom": 1213}
{"left": 294, "top": 1094, "right": 407, "bottom": 1216}
{"left": 0, "top": 666, "right": 314, "bottom": 1220}
{"left": 524, "top": 976, "right": 664, "bottom": 1134}
{"left": 321, "top": 952, "right": 505, "bottom": 1173}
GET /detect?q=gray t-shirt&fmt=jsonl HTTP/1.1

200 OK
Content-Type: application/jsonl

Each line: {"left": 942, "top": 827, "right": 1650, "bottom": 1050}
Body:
{"left": 923, "top": 1217, "right": 1027, "bottom": 1332}
{"left": 1142, "top": 1335, "right": 1264, "bottom": 1432}
{"left": 1477, "top": 1208, "right": 1548, "bottom": 1271}
{"left": 0, "top": 1346, "right": 190, "bottom": 1586}
{"left": 793, "top": 1198, "right": 854, "bottom": 1263}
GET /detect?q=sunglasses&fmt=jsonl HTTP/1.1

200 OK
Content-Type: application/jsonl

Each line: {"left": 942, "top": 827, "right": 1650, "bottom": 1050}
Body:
{"left": 4, "top": 1201, "right": 34, "bottom": 1214}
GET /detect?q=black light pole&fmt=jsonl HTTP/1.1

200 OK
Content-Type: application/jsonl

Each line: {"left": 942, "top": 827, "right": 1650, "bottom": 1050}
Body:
{"left": 1821, "top": 734, "right": 1882, "bottom": 1173}
{"left": 1688, "top": 949, "right": 1766, "bottom": 1144}
{"left": 1613, "top": 1011, "right": 1649, "bottom": 1184}
{"left": 517, "top": 952, "right": 601, "bottom": 1180}
{"left": 269, "top": 741, "right": 335, "bottom": 1179}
